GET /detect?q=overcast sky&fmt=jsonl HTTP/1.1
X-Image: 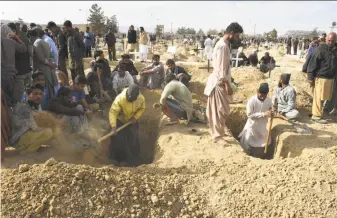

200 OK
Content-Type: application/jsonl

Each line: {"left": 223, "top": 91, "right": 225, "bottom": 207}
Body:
{"left": 1, "top": 1, "right": 336, "bottom": 34}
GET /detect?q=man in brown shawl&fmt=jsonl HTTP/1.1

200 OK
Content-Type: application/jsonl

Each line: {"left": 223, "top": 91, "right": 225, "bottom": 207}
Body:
{"left": 204, "top": 22, "right": 243, "bottom": 143}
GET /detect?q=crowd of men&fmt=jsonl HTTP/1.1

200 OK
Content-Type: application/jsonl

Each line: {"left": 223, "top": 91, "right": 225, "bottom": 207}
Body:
{"left": 0, "top": 20, "right": 193, "bottom": 164}
{"left": 1, "top": 19, "right": 336, "bottom": 163}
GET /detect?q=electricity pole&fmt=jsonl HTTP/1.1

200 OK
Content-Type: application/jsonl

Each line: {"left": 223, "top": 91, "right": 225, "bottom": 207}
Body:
{"left": 254, "top": 24, "right": 256, "bottom": 36}
{"left": 171, "top": 22, "right": 173, "bottom": 45}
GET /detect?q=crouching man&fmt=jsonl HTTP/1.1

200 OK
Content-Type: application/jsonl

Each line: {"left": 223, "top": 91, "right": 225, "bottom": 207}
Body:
{"left": 109, "top": 84, "right": 145, "bottom": 163}
{"left": 272, "top": 73, "right": 299, "bottom": 120}
{"left": 48, "top": 86, "right": 89, "bottom": 133}
{"left": 154, "top": 73, "right": 194, "bottom": 124}
{"left": 140, "top": 54, "right": 165, "bottom": 89}
{"left": 238, "top": 83, "right": 273, "bottom": 159}
{"left": 166, "top": 59, "right": 191, "bottom": 88}
{"left": 9, "top": 84, "right": 54, "bottom": 153}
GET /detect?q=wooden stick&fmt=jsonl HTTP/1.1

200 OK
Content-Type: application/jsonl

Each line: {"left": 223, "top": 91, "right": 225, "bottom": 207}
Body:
{"left": 97, "top": 121, "right": 132, "bottom": 144}
{"left": 264, "top": 113, "right": 274, "bottom": 154}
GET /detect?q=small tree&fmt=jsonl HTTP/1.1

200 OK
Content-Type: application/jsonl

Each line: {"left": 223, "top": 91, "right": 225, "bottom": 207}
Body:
{"left": 105, "top": 15, "right": 118, "bottom": 33}
{"left": 177, "top": 27, "right": 187, "bottom": 35}
{"left": 269, "top": 28, "right": 277, "bottom": 39}
{"left": 207, "top": 29, "right": 218, "bottom": 36}
{"left": 87, "top": 4, "right": 106, "bottom": 34}
{"left": 186, "top": 28, "right": 196, "bottom": 35}
{"left": 197, "top": 29, "right": 205, "bottom": 36}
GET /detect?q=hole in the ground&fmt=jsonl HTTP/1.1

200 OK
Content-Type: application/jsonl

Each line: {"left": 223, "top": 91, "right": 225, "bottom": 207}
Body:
{"left": 119, "top": 89, "right": 162, "bottom": 166}
{"left": 226, "top": 106, "right": 277, "bottom": 159}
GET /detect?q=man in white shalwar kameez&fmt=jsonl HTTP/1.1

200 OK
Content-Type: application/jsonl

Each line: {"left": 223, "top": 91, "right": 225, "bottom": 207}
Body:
{"left": 204, "top": 35, "right": 213, "bottom": 60}
{"left": 204, "top": 22, "right": 243, "bottom": 143}
{"left": 138, "top": 27, "right": 148, "bottom": 62}
{"left": 238, "top": 83, "right": 273, "bottom": 159}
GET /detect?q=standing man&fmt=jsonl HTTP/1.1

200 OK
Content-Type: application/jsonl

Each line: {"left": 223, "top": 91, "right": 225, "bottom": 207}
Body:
{"left": 1, "top": 25, "right": 27, "bottom": 107}
{"left": 127, "top": 25, "right": 137, "bottom": 53}
{"left": 105, "top": 28, "right": 117, "bottom": 61}
{"left": 63, "top": 20, "right": 85, "bottom": 82}
{"left": 204, "top": 22, "right": 243, "bottom": 143}
{"left": 293, "top": 38, "right": 299, "bottom": 55}
{"left": 40, "top": 28, "right": 58, "bottom": 67}
{"left": 307, "top": 32, "right": 337, "bottom": 124}
{"left": 109, "top": 84, "right": 145, "bottom": 163}
{"left": 286, "top": 37, "right": 292, "bottom": 55}
{"left": 139, "top": 27, "right": 148, "bottom": 62}
{"left": 29, "top": 28, "right": 58, "bottom": 100}
{"left": 7, "top": 23, "right": 33, "bottom": 103}
{"left": 84, "top": 26, "right": 93, "bottom": 58}
{"left": 47, "top": 21, "right": 68, "bottom": 77}
{"left": 199, "top": 36, "right": 206, "bottom": 58}
{"left": 204, "top": 35, "right": 213, "bottom": 60}
{"left": 21, "top": 24, "right": 28, "bottom": 34}
{"left": 320, "top": 33, "right": 327, "bottom": 43}
{"left": 238, "top": 83, "right": 273, "bottom": 159}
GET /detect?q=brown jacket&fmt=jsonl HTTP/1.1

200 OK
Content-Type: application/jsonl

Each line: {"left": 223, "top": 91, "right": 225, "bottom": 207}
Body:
{"left": 139, "top": 32, "right": 148, "bottom": 45}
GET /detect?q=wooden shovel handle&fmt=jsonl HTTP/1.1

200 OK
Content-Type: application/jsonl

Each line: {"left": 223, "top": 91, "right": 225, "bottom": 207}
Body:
{"left": 264, "top": 114, "right": 274, "bottom": 154}
{"left": 97, "top": 121, "right": 132, "bottom": 144}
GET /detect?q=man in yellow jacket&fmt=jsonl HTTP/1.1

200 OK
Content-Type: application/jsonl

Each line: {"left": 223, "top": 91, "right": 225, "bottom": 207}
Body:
{"left": 109, "top": 84, "right": 145, "bottom": 163}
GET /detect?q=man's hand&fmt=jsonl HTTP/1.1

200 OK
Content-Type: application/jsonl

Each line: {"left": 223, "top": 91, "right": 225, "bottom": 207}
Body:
{"left": 264, "top": 110, "right": 273, "bottom": 117}
{"left": 226, "top": 82, "right": 233, "bottom": 95}
{"left": 278, "top": 112, "right": 286, "bottom": 117}
{"left": 85, "top": 109, "right": 92, "bottom": 115}
{"left": 176, "top": 73, "right": 184, "bottom": 79}
{"left": 110, "top": 127, "right": 116, "bottom": 135}
{"left": 130, "top": 117, "right": 137, "bottom": 124}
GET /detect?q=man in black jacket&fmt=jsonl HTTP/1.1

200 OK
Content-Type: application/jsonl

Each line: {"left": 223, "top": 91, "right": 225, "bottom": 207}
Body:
{"left": 47, "top": 21, "right": 68, "bottom": 78}
{"left": 127, "top": 25, "right": 137, "bottom": 53}
{"left": 293, "top": 38, "right": 299, "bottom": 55}
{"left": 307, "top": 32, "right": 337, "bottom": 124}
{"left": 286, "top": 37, "right": 292, "bottom": 55}
{"left": 105, "top": 28, "right": 117, "bottom": 61}
{"left": 63, "top": 20, "right": 85, "bottom": 82}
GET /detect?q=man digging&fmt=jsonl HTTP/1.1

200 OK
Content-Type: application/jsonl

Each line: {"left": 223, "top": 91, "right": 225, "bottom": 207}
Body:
{"left": 109, "top": 84, "right": 145, "bottom": 165}
{"left": 238, "top": 83, "right": 273, "bottom": 159}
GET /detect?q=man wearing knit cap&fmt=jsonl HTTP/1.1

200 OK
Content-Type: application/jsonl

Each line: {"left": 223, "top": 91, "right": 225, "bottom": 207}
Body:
{"left": 272, "top": 73, "right": 299, "bottom": 120}
{"left": 238, "top": 83, "right": 273, "bottom": 159}
{"left": 109, "top": 84, "right": 145, "bottom": 164}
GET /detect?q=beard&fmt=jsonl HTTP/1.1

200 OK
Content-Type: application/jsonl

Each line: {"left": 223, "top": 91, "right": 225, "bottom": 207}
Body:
{"left": 278, "top": 82, "right": 282, "bottom": 88}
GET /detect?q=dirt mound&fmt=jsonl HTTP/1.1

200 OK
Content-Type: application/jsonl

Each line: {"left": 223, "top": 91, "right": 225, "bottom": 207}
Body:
{"left": 1, "top": 161, "right": 213, "bottom": 218}
{"left": 187, "top": 55, "right": 201, "bottom": 62}
{"left": 200, "top": 147, "right": 337, "bottom": 217}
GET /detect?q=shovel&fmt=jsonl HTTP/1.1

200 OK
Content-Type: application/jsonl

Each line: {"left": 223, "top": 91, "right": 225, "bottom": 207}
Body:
{"left": 97, "top": 121, "right": 132, "bottom": 144}
{"left": 274, "top": 114, "right": 312, "bottom": 134}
